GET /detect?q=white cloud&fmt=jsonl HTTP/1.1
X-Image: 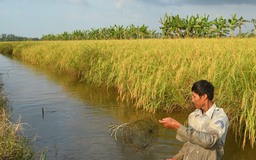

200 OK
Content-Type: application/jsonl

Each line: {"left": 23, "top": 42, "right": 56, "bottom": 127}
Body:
{"left": 65, "top": 0, "right": 89, "bottom": 5}
{"left": 114, "top": 0, "right": 126, "bottom": 9}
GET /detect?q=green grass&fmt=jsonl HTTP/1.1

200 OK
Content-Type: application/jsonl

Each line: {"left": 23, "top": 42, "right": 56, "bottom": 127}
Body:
{"left": 1, "top": 38, "right": 256, "bottom": 149}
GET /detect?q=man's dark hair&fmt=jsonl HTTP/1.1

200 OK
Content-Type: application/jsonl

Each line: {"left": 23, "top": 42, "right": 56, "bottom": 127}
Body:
{"left": 191, "top": 80, "right": 214, "bottom": 100}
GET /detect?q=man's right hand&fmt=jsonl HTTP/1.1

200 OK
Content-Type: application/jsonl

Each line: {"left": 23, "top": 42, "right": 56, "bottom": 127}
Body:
{"left": 159, "top": 117, "right": 181, "bottom": 130}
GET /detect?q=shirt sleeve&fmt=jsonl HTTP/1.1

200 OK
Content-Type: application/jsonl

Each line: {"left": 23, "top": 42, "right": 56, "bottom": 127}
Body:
{"left": 176, "top": 114, "right": 229, "bottom": 149}
{"left": 176, "top": 125, "right": 219, "bottom": 148}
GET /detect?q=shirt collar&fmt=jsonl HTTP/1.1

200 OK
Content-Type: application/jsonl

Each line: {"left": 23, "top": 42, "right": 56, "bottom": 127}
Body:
{"left": 205, "top": 103, "right": 216, "bottom": 119}
{"left": 195, "top": 103, "right": 216, "bottom": 119}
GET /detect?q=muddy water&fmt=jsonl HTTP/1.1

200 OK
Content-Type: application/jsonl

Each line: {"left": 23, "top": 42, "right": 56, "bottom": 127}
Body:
{"left": 0, "top": 54, "right": 255, "bottom": 160}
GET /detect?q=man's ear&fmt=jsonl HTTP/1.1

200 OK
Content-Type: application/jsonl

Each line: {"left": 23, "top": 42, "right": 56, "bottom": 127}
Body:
{"left": 202, "top": 94, "right": 208, "bottom": 100}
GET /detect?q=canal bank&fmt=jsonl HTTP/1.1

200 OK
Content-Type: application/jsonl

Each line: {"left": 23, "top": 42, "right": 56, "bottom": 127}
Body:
{"left": 0, "top": 77, "right": 34, "bottom": 159}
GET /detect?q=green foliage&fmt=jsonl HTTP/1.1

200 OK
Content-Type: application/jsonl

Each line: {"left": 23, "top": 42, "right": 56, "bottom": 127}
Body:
{"left": 211, "top": 16, "right": 229, "bottom": 38}
{"left": 251, "top": 19, "right": 256, "bottom": 37}
{"left": 41, "top": 24, "right": 159, "bottom": 40}
{"left": 228, "top": 14, "right": 239, "bottom": 37}
{"left": 159, "top": 13, "right": 254, "bottom": 38}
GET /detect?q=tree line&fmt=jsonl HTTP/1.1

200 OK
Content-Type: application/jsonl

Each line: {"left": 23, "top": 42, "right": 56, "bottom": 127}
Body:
{"left": 41, "top": 14, "right": 256, "bottom": 40}
{"left": 1, "top": 13, "right": 256, "bottom": 41}
{"left": 41, "top": 24, "right": 160, "bottom": 40}
{"left": 160, "top": 13, "right": 256, "bottom": 38}
{"left": 0, "top": 34, "right": 39, "bottom": 41}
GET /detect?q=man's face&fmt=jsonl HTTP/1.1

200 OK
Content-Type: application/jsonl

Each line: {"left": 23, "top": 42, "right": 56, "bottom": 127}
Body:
{"left": 191, "top": 92, "right": 205, "bottom": 109}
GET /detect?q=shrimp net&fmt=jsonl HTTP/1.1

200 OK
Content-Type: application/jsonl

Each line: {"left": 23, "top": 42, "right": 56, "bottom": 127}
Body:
{"left": 108, "top": 118, "right": 159, "bottom": 150}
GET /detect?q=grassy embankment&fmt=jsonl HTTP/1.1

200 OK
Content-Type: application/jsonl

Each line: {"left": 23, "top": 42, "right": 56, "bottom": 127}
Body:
{"left": 0, "top": 85, "right": 34, "bottom": 159}
{"left": 0, "top": 39, "right": 256, "bottom": 149}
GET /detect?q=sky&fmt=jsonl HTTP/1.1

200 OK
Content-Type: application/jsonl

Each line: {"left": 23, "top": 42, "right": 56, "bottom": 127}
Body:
{"left": 0, "top": 0, "right": 255, "bottom": 38}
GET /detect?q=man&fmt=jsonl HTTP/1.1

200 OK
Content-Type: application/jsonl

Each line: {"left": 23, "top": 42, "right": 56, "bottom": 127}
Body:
{"left": 159, "top": 80, "right": 229, "bottom": 160}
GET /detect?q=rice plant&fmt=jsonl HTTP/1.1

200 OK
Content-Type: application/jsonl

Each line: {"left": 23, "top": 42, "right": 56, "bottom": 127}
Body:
{"left": 0, "top": 88, "right": 34, "bottom": 159}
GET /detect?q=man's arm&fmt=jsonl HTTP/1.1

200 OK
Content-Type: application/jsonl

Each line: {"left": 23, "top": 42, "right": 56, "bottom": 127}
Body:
{"left": 176, "top": 116, "right": 228, "bottom": 148}
{"left": 177, "top": 125, "right": 219, "bottom": 148}
{"left": 159, "top": 116, "right": 228, "bottom": 149}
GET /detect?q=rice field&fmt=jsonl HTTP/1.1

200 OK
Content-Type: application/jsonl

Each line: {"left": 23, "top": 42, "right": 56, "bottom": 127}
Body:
{"left": 0, "top": 38, "right": 256, "bottom": 148}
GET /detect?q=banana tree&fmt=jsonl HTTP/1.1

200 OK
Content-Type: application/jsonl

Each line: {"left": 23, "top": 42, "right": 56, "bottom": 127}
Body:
{"left": 42, "top": 34, "right": 56, "bottom": 40}
{"left": 202, "top": 15, "right": 214, "bottom": 37}
{"left": 138, "top": 24, "right": 149, "bottom": 39}
{"left": 88, "top": 28, "right": 100, "bottom": 40}
{"left": 237, "top": 16, "right": 249, "bottom": 37}
{"left": 211, "top": 16, "right": 229, "bottom": 38}
{"left": 60, "top": 31, "right": 71, "bottom": 40}
{"left": 193, "top": 14, "right": 213, "bottom": 38}
{"left": 99, "top": 27, "right": 109, "bottom": 39}
{"left": 227, "top": 14, "right": 239, "bottom": 38}
{"left": 172, "top": 15, "right": 186, "bottom": 38}
{"left": 128, "top": 24, "right": 136, "bottom": 39}
{"left": 159, "top": 13, "right": 174, "bottom": 38}
{"left": 251, "top": 18, "right": 256, "bottom": 37}
{"left": 71, "top": 30, "right": 85, "bottom": 40}
{"left": 111, "top": 25, "right": 121, "bottom": 39}
{"left": 184, "top": 16, "right": 193, "bottom": 37}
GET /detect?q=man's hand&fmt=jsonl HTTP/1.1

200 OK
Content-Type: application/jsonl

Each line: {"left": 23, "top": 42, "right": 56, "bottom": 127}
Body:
{"left": 159, "top": 117, "right": 181, "bottom": 130}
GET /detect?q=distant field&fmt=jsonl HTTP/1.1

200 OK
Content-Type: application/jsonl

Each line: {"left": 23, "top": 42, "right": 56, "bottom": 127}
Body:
{"left": 0, "top": 38, "right": 256, "bottom": 148}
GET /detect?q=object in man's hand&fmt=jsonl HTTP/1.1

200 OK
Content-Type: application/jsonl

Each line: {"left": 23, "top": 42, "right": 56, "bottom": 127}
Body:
{"left": 108, "top": 118, "right": 159, "bottom": 150}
